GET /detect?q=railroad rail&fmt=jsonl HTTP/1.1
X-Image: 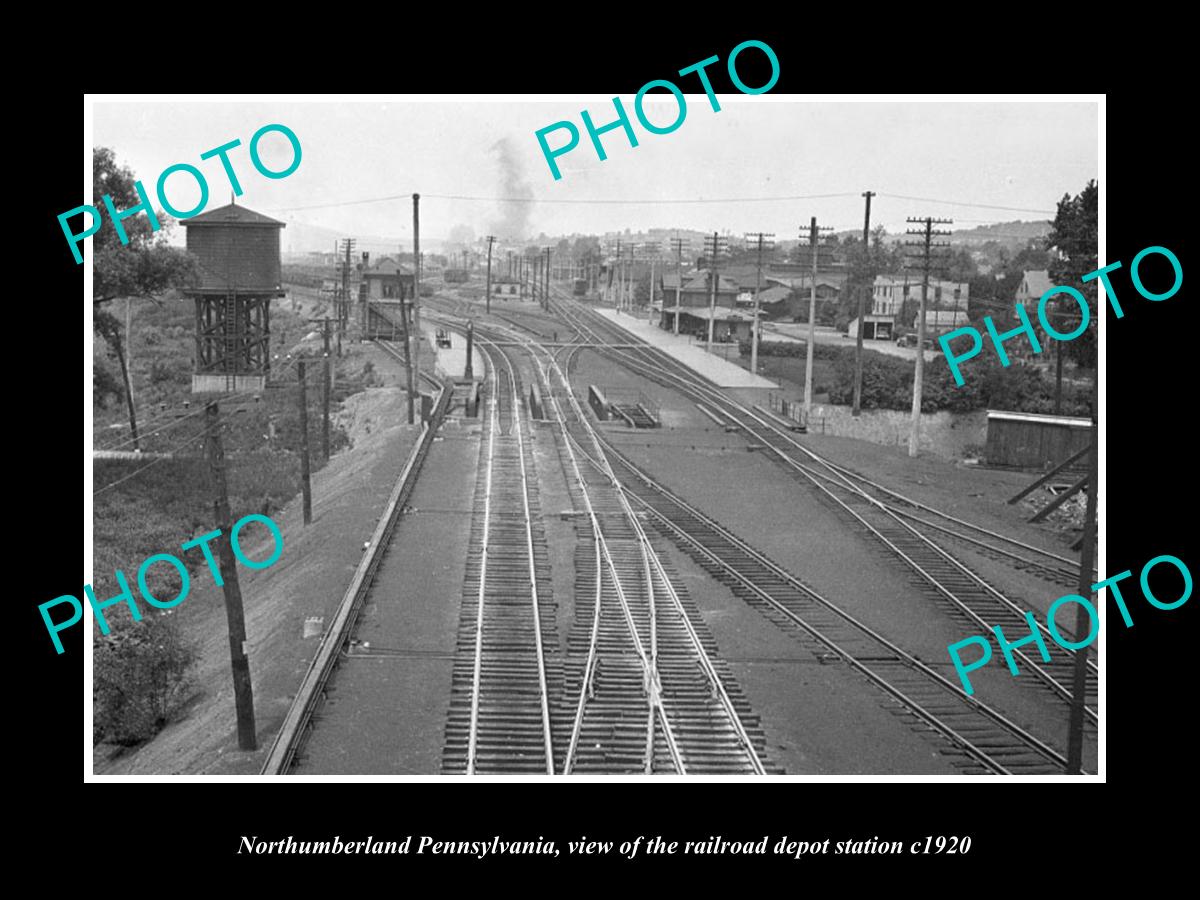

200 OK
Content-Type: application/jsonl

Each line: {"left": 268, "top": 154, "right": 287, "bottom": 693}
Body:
{"left": 441, "top": 341, "right": 557, "bottom": 774}
{"left": 581, "top": 418, "right": 1075, "bottom": 774}
{"left": 544, "top": 294, "right": 1098, "bottom": 731}
{"left": 260, "top": 345, "right": 447, "bottom": 775}
{"left": 428, "top": 311, "right": 771, "bottom": 774}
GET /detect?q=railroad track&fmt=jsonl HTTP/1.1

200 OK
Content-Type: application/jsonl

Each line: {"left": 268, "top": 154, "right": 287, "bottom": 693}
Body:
{"left": 544, "top": 295, "right": 1098, "bottom": 730}
{"left": 441, "top": 341, "right": 557, "bottom": 774}
{"left": 449, "top": 313, "right": 1089, "bottom": 774}
{"left": 430, "top": 314, "right": 772, "bottom": 774}
{"left": 581, "top": 419, "right": 1076, "bottom": 774}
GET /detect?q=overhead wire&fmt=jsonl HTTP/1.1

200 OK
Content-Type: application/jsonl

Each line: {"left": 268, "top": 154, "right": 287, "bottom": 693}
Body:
{"left": 93, "top": 429, "right": 209, "bottom": 498}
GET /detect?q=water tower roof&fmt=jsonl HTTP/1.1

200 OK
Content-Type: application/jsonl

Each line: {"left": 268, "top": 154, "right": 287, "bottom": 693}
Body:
{"left": 181, "top": 203, "right": 286, "bottom": 228}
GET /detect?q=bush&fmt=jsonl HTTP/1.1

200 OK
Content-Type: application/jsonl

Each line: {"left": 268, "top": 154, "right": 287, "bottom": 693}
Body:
{"left": 738, "top": 340, "right": 845, "bottom": 361}
{"left": 94, "top": 612, "right": 198, "bottom": 745}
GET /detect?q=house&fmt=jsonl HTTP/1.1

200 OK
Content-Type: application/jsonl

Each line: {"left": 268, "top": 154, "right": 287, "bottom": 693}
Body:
{"left": 658, "top": 269, "right": 740, "bottom": 308}
{"left": 1015, "top": 270, "right": 1054, "bottom": 304}
{"left": 754, "top": 285, "right": 795, "bottom": 320}
{"left": 872, "top": 275, "right": 969, "bottom": 327}
{"left": 362, "top": 257, "right": 414, "bottom": 300}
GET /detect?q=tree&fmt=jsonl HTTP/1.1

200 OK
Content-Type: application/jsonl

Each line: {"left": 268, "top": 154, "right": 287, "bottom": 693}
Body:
{"left": 1045, "top": 180, "right": 1099, "bottom": 371}
{"left": 90, "top": 148, "right": 198, "bottom": 446}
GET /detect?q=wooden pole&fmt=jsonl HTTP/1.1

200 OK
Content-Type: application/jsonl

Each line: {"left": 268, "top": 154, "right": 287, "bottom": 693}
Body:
{"left": 205, "top": 401, "right": 257, "bottom": 751}
{"left": 707, "top": 233, "right": 718, "bottom": 353}
{"left": 485, "top": 235, "right": 495, "bottom": 314}
{"left": 1066, "top": 418, "right": 1099, "bottom": 773}
{"left": 804, "top": 219, "right": 819, "bottom": 418}
{"left": 909, "top": 220, "right": 932, "bottom": 458}
{"left": 297, "top": 362, "right": 312, "bottom": 524}
{"left": 322, "top": 354, "right": 331, "bottom": 460}
{"left": 412, "top": 194, "right": 421, "bottom": 386}
{"left": 852, "top": 191, "right": 875, "bottom": 416}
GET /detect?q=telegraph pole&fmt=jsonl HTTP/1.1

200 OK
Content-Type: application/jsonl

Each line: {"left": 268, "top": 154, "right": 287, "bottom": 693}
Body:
{"left": 612, "top": 240, "right": 622, "bottom": 309}
{"left": 801, "top": 218, "right": 833, "bottom": 418}
{"left": 703, "top": 232, "right": 727, "bottom": 353}
{"left": 465, "top": 320, "right": 474, "bottom": 380}
{"left": 904, "top": 216, "right": 953, "bottom": 457}
{"left": 852, "top": 190, "right": 876, "bottom": 416}
{"left": 323, "top": 316, "right": 335, "bottom": 390}
{"left": 205, "top": 401, "right": 257, "bottom": 751}
{"left": 322, "top": 351, "right": 331, "bottom": 460}
{"left": 412, "top": 194, "right": 421, "bottom": 404}
{"left": 670, "top": 237, "right": 685, "bottom": 335}
{"left": 544, "top": 246, "right": 552, "bottom": 309}
{"left": 1066, "top": 415, "right": 1098, "bottom": 773}
{"left": 648, "top": 245, "right": 658, "bottom": 323}
{"left": 296, "top": 361, "right": 313, "bottom": 524}
{"left": 626, "top": 247, "right": 635, "bottom": 313}
{"left": 338, "top": 238, "right": 356, "bottom": 345}
{"left": 485, "top": 235, "right": 495, "bottom": 314}
{"left": 745, "top": 232, "right": 775, "bottom": 375}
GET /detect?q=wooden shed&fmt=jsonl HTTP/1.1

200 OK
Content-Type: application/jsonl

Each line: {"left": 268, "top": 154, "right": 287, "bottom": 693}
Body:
{"left": 985, "top": 410, "right": 1092, "bottom": 469}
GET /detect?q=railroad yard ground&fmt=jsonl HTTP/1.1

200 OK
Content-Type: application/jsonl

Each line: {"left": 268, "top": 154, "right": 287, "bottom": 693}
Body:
{"left": 571, "top": 345, "right": 1096, "bottom": 773}
{"left": 96, "top": 287, "right": 1096, "bottom": 776}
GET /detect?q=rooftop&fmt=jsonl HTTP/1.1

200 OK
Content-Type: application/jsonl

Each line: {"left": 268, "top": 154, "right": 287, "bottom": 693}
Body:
{"left": 181, "top": 203, "right": 286, "bottom": 228}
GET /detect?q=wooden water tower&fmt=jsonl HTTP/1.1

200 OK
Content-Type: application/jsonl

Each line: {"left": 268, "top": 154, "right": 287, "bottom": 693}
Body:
{"left": 182, "top": 203, "right": 286, "bottom": 393}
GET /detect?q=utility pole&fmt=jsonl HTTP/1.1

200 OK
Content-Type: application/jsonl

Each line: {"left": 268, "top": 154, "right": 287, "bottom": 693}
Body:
{"left": 801, "top": 218, "right": 833, "bottom": 418}
{"left": 297, "top": 361, "right": 313, "bottom": 524}
{"left": 321, "top": 351, "right": 331, "bottom": 460}
{"left": 852, "top": 190, "right": 876, "bottom": 416}
{"left": 626, "top": 247, "right": 635, "bottom": 313}
{"left": 745, "top": 232, "right": 775, "bottom": 375}
{"left": 703, "top": 232, "right": 727, "bottom": 353}
{"left": 648, "top": 246, "right": 658, "bottom": 323}
{"left": 545, "top": 246, "right": 551, "bottom": 309}
{"left": 485, "top": 235, "right": 495, "bottom": 313}
{"left": 412, "top": 194, "right": 421, "bottom": 402}
{"left": 338, "top": 238, "right": 356, "bottom": 346}
{"left": 465, "top": 320, "right": 474, "bottom": 380}
{"left": 612, "top": 240, "right": 621, "bottom": 309}
{"left": 1066, "top": 415, "right": 1098, "bottom": 773}
{"left": 205, "top": 401, "right": 257, "bottom": 751}
{"left": 670, "top": 237, "right": 685, "bottom": 335}
{"left": 904, "top": 216, "right": 953, "bottom": 457}
{"left": 1054, "top": 318, "right": 1065, "bottom": 415}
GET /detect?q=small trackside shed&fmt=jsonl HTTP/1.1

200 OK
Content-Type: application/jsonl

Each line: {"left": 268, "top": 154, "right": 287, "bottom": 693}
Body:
{"left": 985, "top": 410, "right": 1092, "bottom": 468}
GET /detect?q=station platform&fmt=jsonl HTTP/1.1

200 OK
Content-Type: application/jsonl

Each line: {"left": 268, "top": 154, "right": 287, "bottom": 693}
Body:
{"left": 593, "top": 308, "right": 777, "bottom": 389}
{"left": 420, "top": 322, "right": 483, "bottom": 381}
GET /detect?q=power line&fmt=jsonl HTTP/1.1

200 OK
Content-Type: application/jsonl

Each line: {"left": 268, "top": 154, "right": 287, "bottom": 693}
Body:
{"left": 878, "top": 193, "right": 1055, "bottom": 215}
{"left": 93, "top": 429, "right": 208, "bottom": 497}
{"left": 267, "top": 191, "right": 863, "bottom": 213}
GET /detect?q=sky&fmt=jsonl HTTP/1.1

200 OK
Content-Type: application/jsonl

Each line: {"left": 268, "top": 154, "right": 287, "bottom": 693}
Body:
{"left": 91, "top": 97, "right": 1099, "bottom": 248}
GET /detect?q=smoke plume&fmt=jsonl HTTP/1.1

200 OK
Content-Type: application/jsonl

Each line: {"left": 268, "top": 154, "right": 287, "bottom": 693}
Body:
{"left": 489, "top": 138, "right": 534, "bottom": 241}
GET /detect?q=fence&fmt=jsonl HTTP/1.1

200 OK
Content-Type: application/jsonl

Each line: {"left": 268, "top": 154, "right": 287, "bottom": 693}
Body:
{"left": 766, "top": 392, "right": 827, "bottom": 434}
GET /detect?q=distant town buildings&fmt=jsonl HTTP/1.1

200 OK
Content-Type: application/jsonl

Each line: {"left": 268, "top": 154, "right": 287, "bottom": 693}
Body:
{"left": 847, "top": 275, "right": 970, "bottom": 340}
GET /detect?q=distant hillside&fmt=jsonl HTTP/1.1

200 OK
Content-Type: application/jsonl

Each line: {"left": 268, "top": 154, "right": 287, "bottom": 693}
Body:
{"left": 950, "top": 220, "right": 1051, "bottom": 246}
